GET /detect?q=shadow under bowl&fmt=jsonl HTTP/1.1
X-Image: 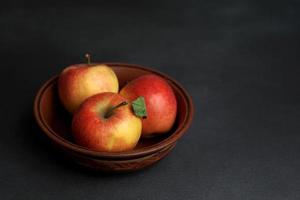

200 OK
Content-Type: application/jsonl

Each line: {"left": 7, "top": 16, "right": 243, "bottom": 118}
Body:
{"left": 34, "top": 63, "right": 194, "bottom": 172}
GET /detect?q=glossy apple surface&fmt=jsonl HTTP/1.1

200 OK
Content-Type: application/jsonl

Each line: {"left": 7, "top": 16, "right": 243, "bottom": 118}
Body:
{"left": 58, "top": 64, "right": 118, "bottom": 113}
{"left": 120, "top": 74, "right": 177, "bottom": 136}
{"left": 72, "top": 92, "right": 142, "bottom": 152}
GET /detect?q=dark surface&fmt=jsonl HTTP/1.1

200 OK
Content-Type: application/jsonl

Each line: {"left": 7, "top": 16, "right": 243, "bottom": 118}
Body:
{"left": 1, "top": 0, "right": 300, "bottom": 199}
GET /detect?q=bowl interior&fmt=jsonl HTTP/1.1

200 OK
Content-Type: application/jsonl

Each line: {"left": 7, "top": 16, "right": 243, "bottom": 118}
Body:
{"left": 37, "top": 64, "right": 189, "bottom": 156}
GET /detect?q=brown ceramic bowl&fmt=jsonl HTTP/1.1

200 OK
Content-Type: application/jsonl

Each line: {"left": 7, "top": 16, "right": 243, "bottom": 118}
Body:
{"left": 34, "top": 63, "right": 194, "bottom": 172}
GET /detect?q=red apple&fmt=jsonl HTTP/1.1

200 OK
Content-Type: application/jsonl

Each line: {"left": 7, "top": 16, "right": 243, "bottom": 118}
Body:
{"left": 120, "top": 74, "right": 177, "bottom": 136}
{"left": 58, "top": 64, "right": 119, "bottom": 113}
{"left": 72, "top": 92, "right": 142, "bottom": 152}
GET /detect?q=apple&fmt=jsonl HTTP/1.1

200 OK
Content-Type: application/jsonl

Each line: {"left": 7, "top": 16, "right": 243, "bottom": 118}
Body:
{"left": 120, "top": 74, "right": 177, "bottom": 136}
{"left": 72, "top": 92, "right": 142, "bottom": 152}
{"left": 58, "top": 63, "right": 118, "bottom": 113}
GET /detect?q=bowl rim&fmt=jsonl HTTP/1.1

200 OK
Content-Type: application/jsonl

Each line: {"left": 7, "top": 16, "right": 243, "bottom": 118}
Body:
{"left": 34, "top": 63, "right": 194, "bottom": 160}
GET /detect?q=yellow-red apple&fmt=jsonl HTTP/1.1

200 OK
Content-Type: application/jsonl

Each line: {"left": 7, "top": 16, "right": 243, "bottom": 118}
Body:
{"left": 58, "top": 64, "right": 118, "bottom": 113}
{"left": 120, "top": 74, "right": 177, "bottom": 136}
{"left": 72, "top": 92, "right": 142, "bottom": 152}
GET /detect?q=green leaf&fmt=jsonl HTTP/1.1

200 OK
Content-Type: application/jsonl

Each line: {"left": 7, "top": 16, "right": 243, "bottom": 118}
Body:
{"left": 132, "top": 96, "right": 147, "bottom": 118}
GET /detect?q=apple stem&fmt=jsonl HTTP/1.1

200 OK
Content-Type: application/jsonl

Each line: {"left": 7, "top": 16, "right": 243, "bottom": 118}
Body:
{"left": 105, "top": 101, "right": 128, "bottom": 118}
{"left": 85, "top": 53, "right": 91, "bottom": 65}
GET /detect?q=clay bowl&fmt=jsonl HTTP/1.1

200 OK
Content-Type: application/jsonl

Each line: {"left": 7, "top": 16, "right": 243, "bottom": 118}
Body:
{"left": 34, "top": 63, "right": 194, "bottom": 172}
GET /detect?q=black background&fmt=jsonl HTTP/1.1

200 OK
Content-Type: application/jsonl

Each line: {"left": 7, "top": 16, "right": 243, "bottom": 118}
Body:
{"left": 1, "top": 0, "right": 300, "bottom": 199}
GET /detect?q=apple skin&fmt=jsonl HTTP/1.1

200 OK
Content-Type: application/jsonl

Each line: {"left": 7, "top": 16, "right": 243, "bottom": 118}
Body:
{"left": 120, "top": 74, "right": 177, "bottom": 136}
{"left": 58, "top": 64, "right": 119, "bottom": 113}
{"left": 72, "top": 92, "right": 142, "bottom": 152}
